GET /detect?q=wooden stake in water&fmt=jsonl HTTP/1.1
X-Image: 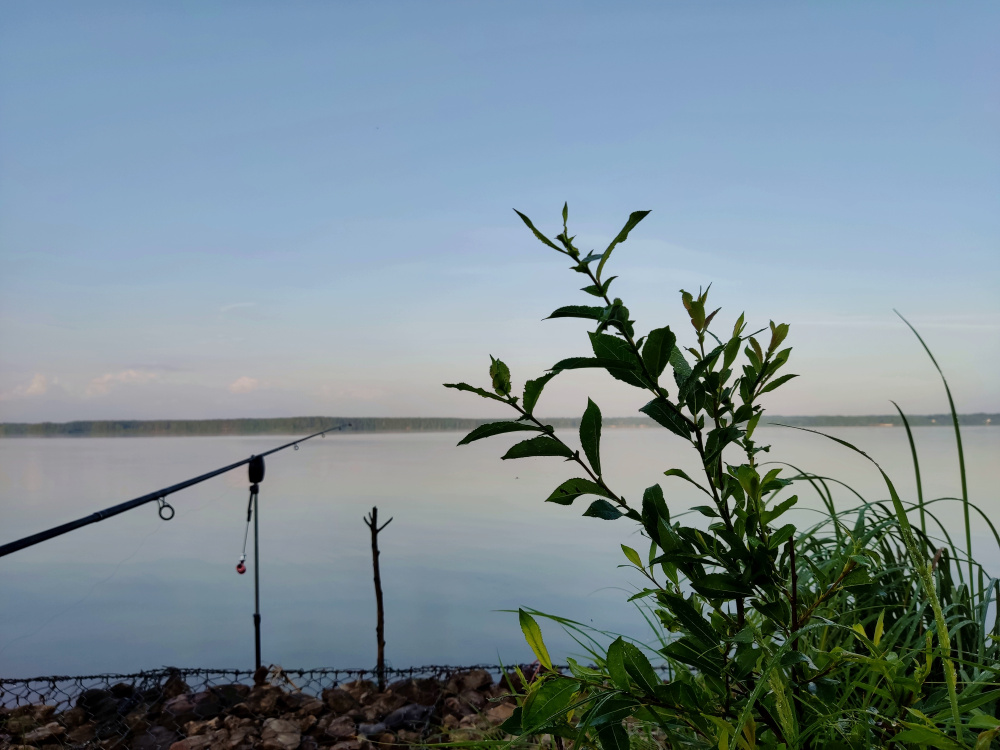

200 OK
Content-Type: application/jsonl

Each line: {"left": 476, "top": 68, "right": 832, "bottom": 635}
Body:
{"left": 364, "top": 506, "right": 393, "bottom": 691}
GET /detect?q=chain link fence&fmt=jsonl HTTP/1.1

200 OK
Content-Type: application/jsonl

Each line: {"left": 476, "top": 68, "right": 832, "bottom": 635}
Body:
{"left": 0, "top": 664, "right": 532, "bottom": 750}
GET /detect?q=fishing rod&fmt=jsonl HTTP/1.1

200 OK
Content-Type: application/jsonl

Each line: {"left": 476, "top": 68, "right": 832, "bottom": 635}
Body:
{"left": 1, "top": 422, "right": 349, "bottom": 670}
{"left": 0, "top": 424, "right": 348, "bottom": 559}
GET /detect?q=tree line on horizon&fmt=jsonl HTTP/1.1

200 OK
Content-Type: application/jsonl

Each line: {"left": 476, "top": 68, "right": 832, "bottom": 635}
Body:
{"left": 0, "top": 413, "right": 995, "bottom": 437}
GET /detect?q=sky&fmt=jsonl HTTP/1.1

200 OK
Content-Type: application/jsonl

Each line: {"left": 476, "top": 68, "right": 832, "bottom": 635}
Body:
{"left": 1, "top": 2, "right": 997, "bottom": 422}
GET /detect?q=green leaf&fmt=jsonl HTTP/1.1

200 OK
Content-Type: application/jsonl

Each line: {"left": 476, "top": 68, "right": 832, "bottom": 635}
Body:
{"left": 550, "top": 356, "right": 641, "bottom": 374}
{"left": 522, "top": 676, "right": 577, "bottom": 731}
{"left": 581, "top": 276, "right": 618, "bottom": 297}
{"left": 457, "top": 421, "right": 540, "bottom": 445}
{"left": 641, "top": 326, "right": 677, "bottom": 382}
{"left": 583, "top": 499, "right": 623, "bottom": 520}
{"left": 589, "top": 332, "right": 647, "bottom": 388}
{"left": 768, "top": 523, "right": 796, "bottom": 550}
{"left": 761, "top": 495, "right": 797, "bottom": 524}
{"left": 894, "top": 726, "right": 962, "bottom": 749}
{"left": 639, "top": 397, "right": 692, "bottom": 438}
{"left": 690, "top": 573, "right": 753, "bottom": 599}
{"left": 547, "top": 305, "right": 606, "bottom": 322}
{"left": 518, "top": 609, "right": 552, "bottom": 669}
{"left": 596, "top": 722, "right": 630, "bottom": 750}
{"left": 841, "top": 567, "right": 873, "bottom": 587}
{"left": 658, "top": 592, "right": 718, "bottom": 647}
{"left": 514, "top": 209, "right": 561, "bottom": 251}
{"left": 499, "top": 706, "right": 522, "bottom": 734}
{"left": 585, "top": 695, "right": 639, "bottom": 727}
{"left": 523, "top": 372, "right": 558, "bottom": 415}
{"left": 596, "top": 210, "right": 650, "bottom": 280}
{"left": 545, "top": 477, "right": 613, "bottom": 505}
{"left": 502, "top": 436, "right": 574, "bottom": 460}
{"left": 704, "top": 425, "right": 741, "bottom": 465}
{"left": 489, "top": 356, "right": 512, "bottom": 396}
{"left": 620, "top": 641, "right": 662, "bottom": 695}
{"left": 759, "top": 373, "right": 799, "bottom": 395}
{"left": 621, "top": 544, "right": 643, "bottom": 568}
{"left": 443, "top": 382, "right": 506, "bottom": 402}
{"left": 970, "top": 716, "right": 1000, "bottom": 730}
{"left": 580, "top": 398, "right": 603, "bottom": 476}
{"left": 605, "top": 637, "right": 630, "bottom": 690}
{"left": 669, "top": 345, "right": 692, "bottom": 387}
{"left": 641, "top": 484, "right": 669, "bottom": 542}
{"left": 660, "top": 636, "right": 724, "bottom": 673}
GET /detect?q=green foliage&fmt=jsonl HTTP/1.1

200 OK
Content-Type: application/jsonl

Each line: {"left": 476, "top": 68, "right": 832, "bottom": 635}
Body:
{"left": 446, "top": 206, "right": 998, "bottom": 748}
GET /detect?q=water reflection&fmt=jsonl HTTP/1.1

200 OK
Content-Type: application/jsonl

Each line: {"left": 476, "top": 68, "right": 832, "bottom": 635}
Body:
{"left": 0, "top": 427, "right": 995, "bottom": 677}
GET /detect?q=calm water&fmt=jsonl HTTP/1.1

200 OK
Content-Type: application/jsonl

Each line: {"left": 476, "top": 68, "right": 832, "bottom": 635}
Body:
{"left": 1, "top": 426, "right": 996, "bottom": 677}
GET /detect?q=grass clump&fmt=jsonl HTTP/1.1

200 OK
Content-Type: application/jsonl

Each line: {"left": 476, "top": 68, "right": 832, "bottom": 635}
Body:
{"left": 444, "top": 206, "right": 998, "bottom": 749}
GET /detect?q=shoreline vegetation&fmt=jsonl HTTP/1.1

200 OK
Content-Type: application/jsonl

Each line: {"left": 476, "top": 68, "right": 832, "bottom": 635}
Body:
{"left": 0, "top": 413, "right": 994, "bottom": 437}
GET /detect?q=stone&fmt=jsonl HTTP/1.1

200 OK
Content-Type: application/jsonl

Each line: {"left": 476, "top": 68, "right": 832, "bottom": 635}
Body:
{"left": 359, "top": 693, "right": 407, "bottom": 723}
{"left": 446, "top": 669, "right": 492, "bottom": 694}
{"left": 341, "top": 680, "right": 376, "bottom": 704}
{"left": 457, "top": 689, "right": 487, "bottom": 711}
{"left": 386, "top": 678, "right": 440, "bottom": 706}
{"left": 485, "top": 703, "right": 515, "bottom": 724}
{"left": 371, "top": 731, "right": 395, "bottom": 746}
{"left": 224, "top": 724, "right": 258, "bottom": 749}
{"left": 323, "top": 715, "right": 357, "bottom": 740}
{"left": 260, "top": 717, "right": 301, "bottom": 750}
{"left": 211, "top": 684, "right": 251, "bottom": 709}
{"left": 396, "top": 729, "right": 421, "bottom": 745}
{"left": 322, "top": 687, "right": 358, "bottom": 716}
{"left": 224, "top": 715, "right": 254, "bottom": 731}
{"left": 356, "top": 721, "right": 385, "bottom": 736}
{"left": 60, "top": 706, "right": 88, "bottom": 729}
{"left": 247, "top": 685, "right": 286, "bottom": 716}
{"left": 330, "top": 740, "right": 372, "bottom": 750}
{"left": 228, "top": 702, "right": 255, "bottom": 719}
{"left": 162, "top": 694, "right": 198, "bottom": 728}
{"left": 22, "top": 721, "right": 65, "bottom": 743}
{"left": 4, "top": 714, "right": 36, "bottom": 736}
{"left": 31, "top": 704, "right": 57, "bottom": 724}
{"left": 168, "top": 736, "right": 214, "bottom": 750}
{"left": 66, "top": 721, "right": 97, "bottom": 743}
{"left": 382, "top": 704, "right": 433, "bottom": 731}
{"left": 78, "top": 688, "right": 119, "bottom": 724}
{"left": 161, "top": 673, "right": 191, "bottom": 700}
{"left": 183, "top": 716, "right": 223, "bottom": 736}
{"left": 298, "top": 714, "right": 318, "bottom": 733}
{"left": 293, "top": 696, "right": 325, "bottom": 717}
{"left": 442, "top": 697, "right": 474, "bottom": 718}
{"left": 441, "top": 714, "right": 460, "bottom": 730}
{"left": 299, "top": 738, "right": 320, "bottom": 750}
{"left": 133, "top": 725, "right": 181, "bottom": 750}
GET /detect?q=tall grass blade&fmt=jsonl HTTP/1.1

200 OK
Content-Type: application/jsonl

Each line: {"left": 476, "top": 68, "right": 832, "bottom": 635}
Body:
{"left": 775, "top": 423, "right": 964, "bottom": 741}
{"left": 892, "top": 400, "right": 926, "bottom": 536}
{"left": 895, "top": 310, "right": 972, "bottom": 588}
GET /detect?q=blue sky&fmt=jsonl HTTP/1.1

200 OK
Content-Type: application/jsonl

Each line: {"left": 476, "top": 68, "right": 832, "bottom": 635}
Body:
{"left": 1, "top": 2, "right": 997, "bottom": 421}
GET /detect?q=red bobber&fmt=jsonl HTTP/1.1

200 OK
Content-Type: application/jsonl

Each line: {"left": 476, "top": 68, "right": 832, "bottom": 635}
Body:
{"left": 236, "top": 561, "right": 246, "bottom": 575}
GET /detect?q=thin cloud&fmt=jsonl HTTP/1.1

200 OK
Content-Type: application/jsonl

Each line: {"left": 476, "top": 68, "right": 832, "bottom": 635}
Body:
{"left": 86, "top": 369, "right": 158, "bottom": 397}
{"left": 229, "top": 376, "right": 260, "bottom": 394}
{"left": 0, "top": 374, "right": 50, "bottom": 400}
{"left": 220, "top": 302, "right": 257, "bottom": 313}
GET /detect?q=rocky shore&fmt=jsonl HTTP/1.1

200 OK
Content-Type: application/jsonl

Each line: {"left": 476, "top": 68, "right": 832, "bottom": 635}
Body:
{"left": 0, "top": 668, "right": 520, "bottom": 750}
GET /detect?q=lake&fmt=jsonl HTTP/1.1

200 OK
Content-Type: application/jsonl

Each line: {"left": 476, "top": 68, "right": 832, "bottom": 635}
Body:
{"left": 1, "top": 426, "right": 996, "bottom": 678}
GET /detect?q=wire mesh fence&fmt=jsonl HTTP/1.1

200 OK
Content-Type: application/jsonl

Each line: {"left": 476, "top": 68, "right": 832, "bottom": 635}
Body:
{"left": 0, "top": 664, "right": 529, "bottom": 750}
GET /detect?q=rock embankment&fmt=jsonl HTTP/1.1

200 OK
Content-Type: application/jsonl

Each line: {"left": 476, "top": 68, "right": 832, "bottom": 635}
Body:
{"left": 0, "top": 668, "right": 519, "bottom": 750}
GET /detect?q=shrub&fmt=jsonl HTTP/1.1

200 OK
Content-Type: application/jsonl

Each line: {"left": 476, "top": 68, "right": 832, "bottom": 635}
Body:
{"left": 445, "top": 206, "right": 999, "bottom": 749}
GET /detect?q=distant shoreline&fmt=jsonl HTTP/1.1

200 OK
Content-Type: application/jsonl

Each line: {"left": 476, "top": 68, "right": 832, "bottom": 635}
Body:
{"left": 0, "top": 414, "right": 994, "bottom": 437}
